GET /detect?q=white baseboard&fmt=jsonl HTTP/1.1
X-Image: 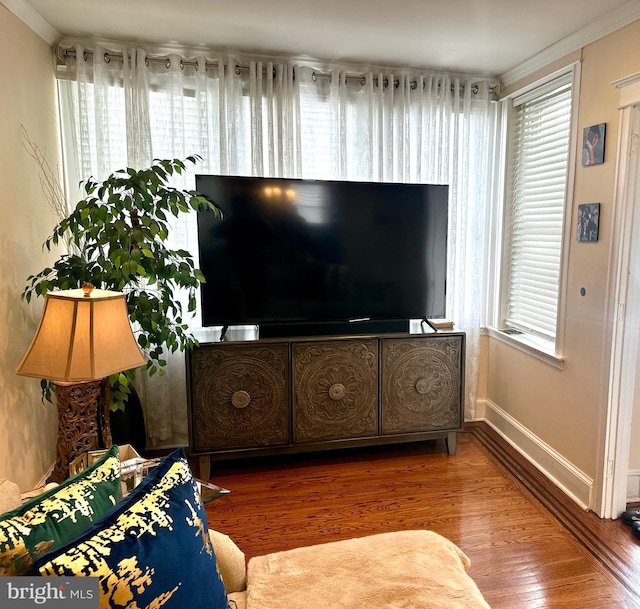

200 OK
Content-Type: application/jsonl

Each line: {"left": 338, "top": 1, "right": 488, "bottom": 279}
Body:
{"left": 481, "top": 399, "right": 593, "bottom": 510}
{"left": 627, "top": 469, "right": 640, "bottom": 503}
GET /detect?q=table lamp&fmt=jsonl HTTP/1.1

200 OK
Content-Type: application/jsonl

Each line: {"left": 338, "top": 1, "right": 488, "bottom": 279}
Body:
{"left": 17, "top": 283, "right": 146, "bottom": 482}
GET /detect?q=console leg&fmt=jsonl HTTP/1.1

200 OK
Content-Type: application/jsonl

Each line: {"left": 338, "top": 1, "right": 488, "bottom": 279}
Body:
{"left": 199, "top": 456, "right": 211, "bottom": 481}
{"left": 446, "top": 432, "right": 457, "bottom": 456}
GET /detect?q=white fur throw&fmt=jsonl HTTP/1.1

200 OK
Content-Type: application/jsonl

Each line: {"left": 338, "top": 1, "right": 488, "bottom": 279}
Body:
{"left": 245, "top": 530, "right": 491, "bottom": 609}
{"left": 0, "top": 479, "right": 21, "bottom": 515}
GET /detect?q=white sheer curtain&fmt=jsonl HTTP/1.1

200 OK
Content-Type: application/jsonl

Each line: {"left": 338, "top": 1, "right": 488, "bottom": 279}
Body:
{"left": 58, "top": 43, "right": 493, "bottom": 447}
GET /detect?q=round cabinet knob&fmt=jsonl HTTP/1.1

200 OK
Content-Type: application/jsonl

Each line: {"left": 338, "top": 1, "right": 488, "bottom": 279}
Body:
{"left": 329, "top": 383, "right": 346, "bottom": 401}
{"left": 231, "top": 390, "right": 251, "bottom": 409}
{"left": 415, "top": 378, "right": 430, "bottom": 395}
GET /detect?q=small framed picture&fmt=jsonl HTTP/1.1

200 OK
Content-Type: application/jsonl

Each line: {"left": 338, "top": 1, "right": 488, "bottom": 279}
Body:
{"left": 577, "top": 203, "right": 600, "bottom": 242}
{"left": 582, "top": 123, "right": 605, "bottom": 166}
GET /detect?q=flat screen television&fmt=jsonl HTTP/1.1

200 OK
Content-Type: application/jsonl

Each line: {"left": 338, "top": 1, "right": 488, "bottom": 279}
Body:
{"left": 195, "top": 175, "right": 448, "bottom": 335}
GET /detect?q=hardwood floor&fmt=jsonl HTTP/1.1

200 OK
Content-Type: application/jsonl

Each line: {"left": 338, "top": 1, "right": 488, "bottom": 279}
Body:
{"left": 201, "top": 422, "right": 640, "bottom": 608}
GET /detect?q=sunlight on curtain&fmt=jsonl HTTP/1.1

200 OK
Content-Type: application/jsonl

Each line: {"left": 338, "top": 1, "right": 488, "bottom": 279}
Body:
{"left": 58, "top": 44, "right": 493, "bottom": 447}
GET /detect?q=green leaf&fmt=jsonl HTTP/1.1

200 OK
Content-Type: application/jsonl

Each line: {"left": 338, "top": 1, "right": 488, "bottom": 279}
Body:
{"left": 23, "top": 156, "right": 204, "bottom": 411}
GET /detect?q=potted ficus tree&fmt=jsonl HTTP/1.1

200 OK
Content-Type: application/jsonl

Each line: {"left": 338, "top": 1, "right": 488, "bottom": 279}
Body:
{"left": 23, "top": 155, "right": 220, "bottom": 445}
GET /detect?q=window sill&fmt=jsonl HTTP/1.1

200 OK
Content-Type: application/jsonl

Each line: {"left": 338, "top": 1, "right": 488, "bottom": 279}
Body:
{"left": 484, "top": 327, "right": 565, "bottom": 370}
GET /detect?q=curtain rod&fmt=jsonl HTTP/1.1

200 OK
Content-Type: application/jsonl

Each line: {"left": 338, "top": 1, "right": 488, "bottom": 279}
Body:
{"left": 57, "top": 47, "right": 500, "bottom": 96}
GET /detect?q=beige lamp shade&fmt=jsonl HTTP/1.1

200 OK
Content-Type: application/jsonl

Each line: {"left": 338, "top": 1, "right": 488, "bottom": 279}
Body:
{"left": 17, "top": 287, "right": 146, "bottom": 382}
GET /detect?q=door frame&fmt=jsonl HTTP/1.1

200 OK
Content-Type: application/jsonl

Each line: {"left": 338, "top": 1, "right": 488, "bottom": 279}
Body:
{"left": 598, "top": 74, "right": 640, "bottom": 518}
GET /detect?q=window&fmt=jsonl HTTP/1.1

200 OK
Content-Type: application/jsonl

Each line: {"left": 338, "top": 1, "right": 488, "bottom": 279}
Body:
{"left": 499, "top": 70, "right": 575, "bottom": 353}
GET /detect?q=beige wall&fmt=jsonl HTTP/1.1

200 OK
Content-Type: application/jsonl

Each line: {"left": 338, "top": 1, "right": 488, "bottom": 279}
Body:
{"left": 484, "top": 21, "right": 640, "bottom": 490}
{"left": 0, "top": 6, "right": 61, "bottom": 489}
{"left": 476, "top": 334, "right": 488, "bottom": 405}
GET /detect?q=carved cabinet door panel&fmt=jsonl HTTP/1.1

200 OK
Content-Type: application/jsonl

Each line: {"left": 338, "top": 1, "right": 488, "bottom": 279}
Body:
{"left": 292, "top": 339, "right": 378, "bottom": 443}
{"left": 381, "top": 335, "right": 464, "bottom": 435}
{"left": 189, "top": 343, "right": 290, "bottom": 451}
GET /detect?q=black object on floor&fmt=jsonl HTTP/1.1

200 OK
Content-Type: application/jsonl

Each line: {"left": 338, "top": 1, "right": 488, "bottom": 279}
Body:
{"left": 632, "top": 522, "right": 640, "bottom": 541}
{"left": 621, "top": 510, "right": 640, "bottom": 526}
{"left": 109, "top": 385, "right": 147, "bottom": 454}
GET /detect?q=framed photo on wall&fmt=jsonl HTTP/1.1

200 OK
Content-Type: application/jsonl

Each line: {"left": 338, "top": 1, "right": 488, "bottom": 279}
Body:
{"left": 582, "top": 123, "right": 605, "bottom": 166}
{"left": 577, "top": 203, "right": 600, "bottom": 242}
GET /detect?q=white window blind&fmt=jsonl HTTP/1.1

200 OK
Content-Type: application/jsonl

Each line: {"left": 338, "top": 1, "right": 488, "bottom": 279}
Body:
{"left": 505, "top": 75, "right": 572, "bottom": 341}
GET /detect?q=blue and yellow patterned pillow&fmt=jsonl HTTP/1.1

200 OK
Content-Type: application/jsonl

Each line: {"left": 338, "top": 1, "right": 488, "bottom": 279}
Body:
{"left": 35, "top": 448, "right": 228, "bottom": 609}
{"left": 0, "top": 444, "right": 121, "bottom": 576}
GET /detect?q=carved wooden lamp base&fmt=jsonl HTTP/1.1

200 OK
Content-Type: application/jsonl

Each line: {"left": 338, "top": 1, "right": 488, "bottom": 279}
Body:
{"left": 16, "top": 286, "right": 146, "bottom": 484}
{"left": 49, "top": 379, "right": 112, "bottom": 483}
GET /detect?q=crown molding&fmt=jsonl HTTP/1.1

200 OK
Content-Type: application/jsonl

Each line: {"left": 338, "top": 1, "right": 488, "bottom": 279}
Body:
{"left": 500, "top": 0, "right": 640, "bottom": 87}
{"left": 1, "top": 0, "right": 60, "bottom": 45}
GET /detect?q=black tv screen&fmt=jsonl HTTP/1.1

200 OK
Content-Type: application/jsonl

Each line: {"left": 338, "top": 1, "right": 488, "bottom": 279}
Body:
{"left": 195, "top": 175, "right": 448, "bottom": 329}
